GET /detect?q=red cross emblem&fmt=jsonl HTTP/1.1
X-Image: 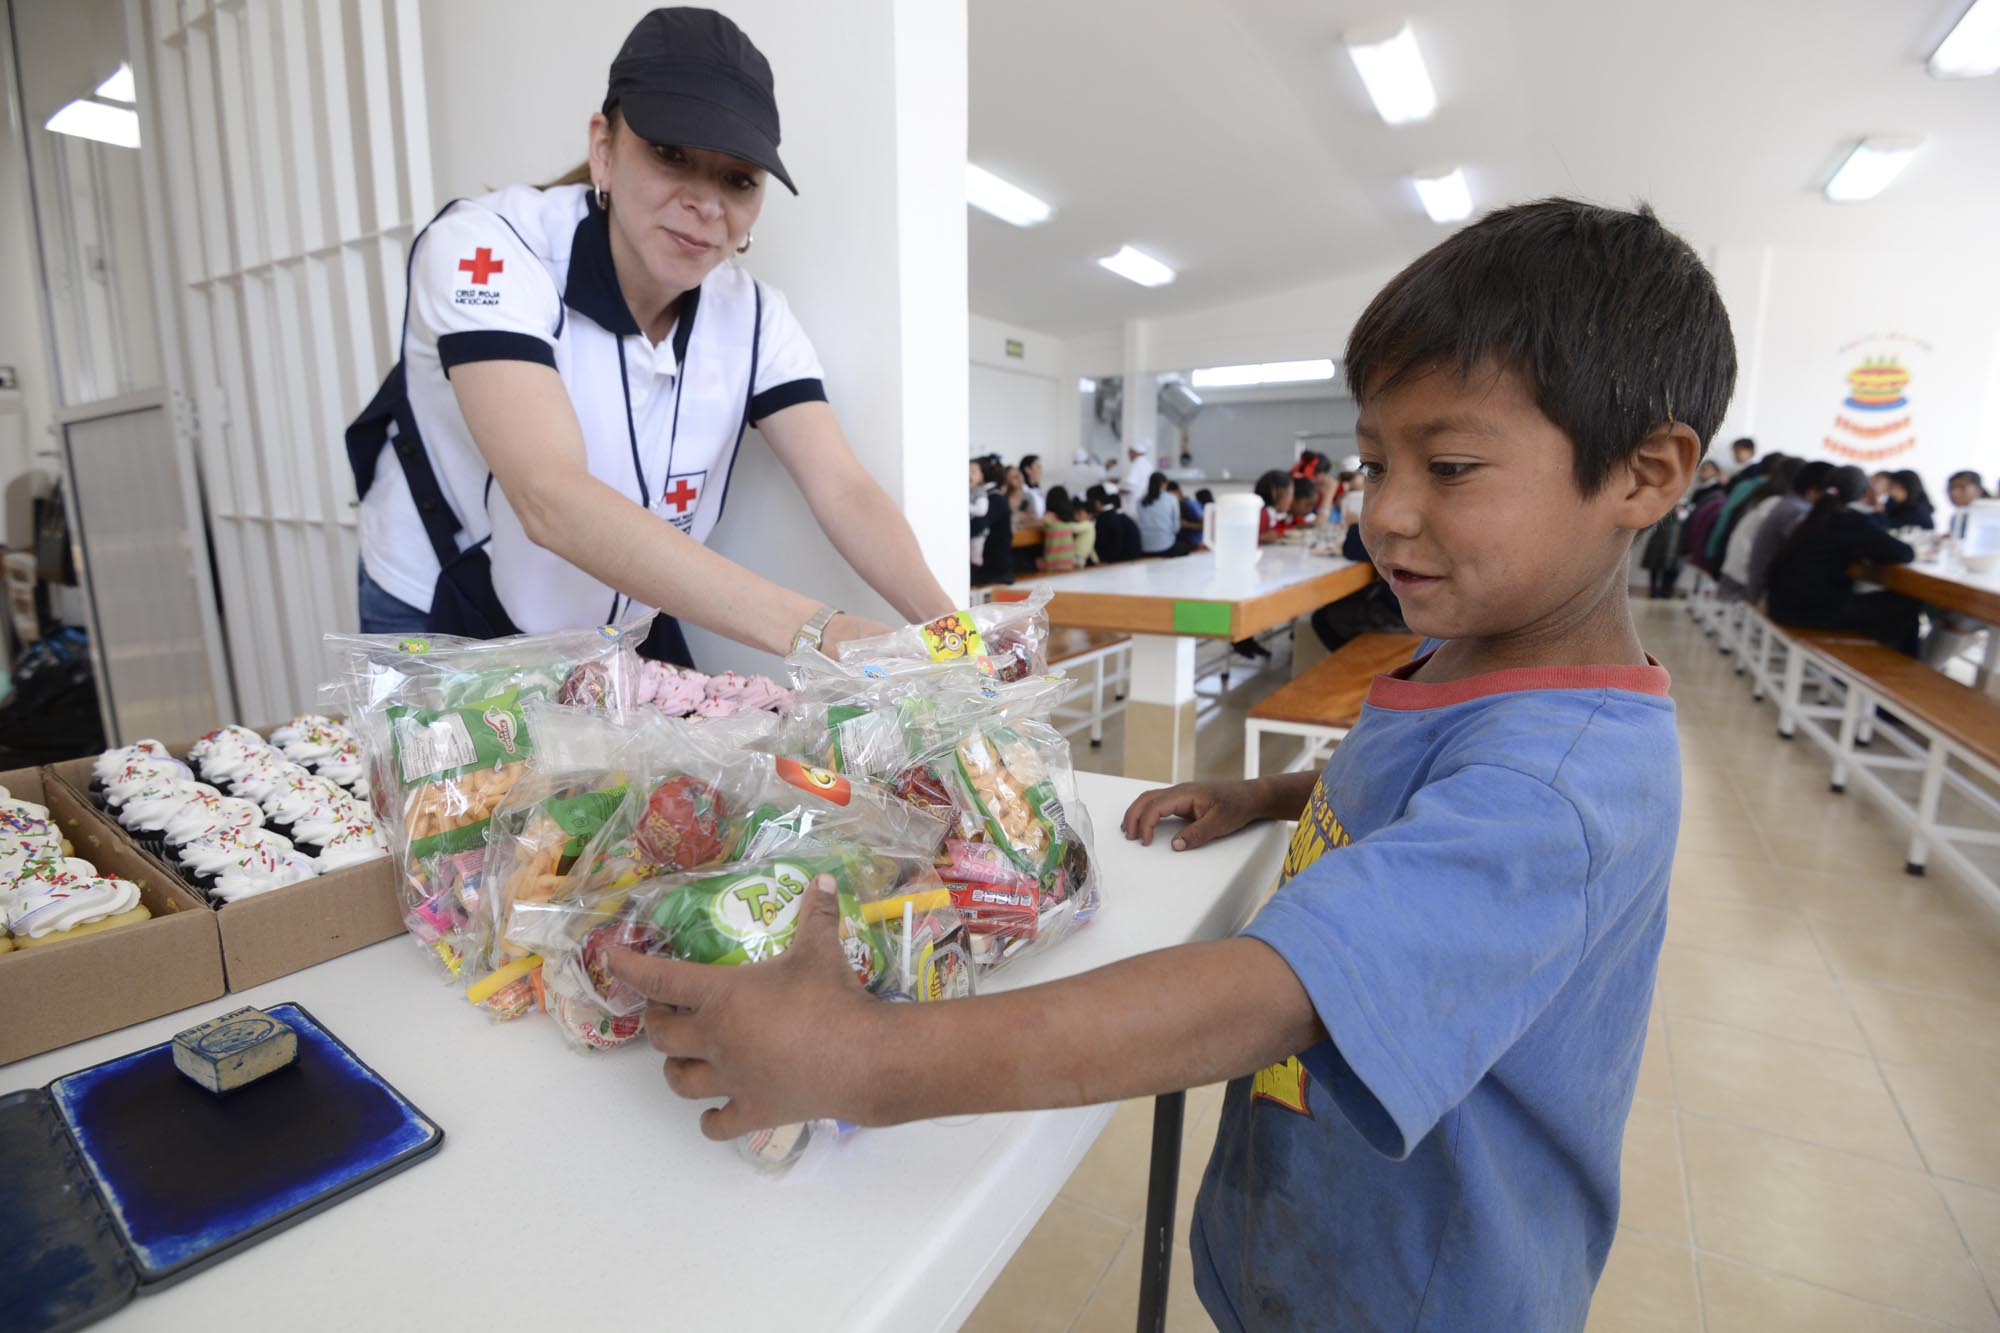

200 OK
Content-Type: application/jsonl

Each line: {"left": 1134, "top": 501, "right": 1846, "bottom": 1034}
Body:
{"left": 458, "top": 248, "right": 504, "bottom": 284}
{"left": 662, "top": 477, "right": 700, "bottom": 513}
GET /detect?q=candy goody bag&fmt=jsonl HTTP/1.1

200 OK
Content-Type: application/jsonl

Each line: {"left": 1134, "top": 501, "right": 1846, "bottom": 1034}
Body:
{"left": 829, "top": 587, "right": 1053, "bottom": 683}
{"left": 323, "top": 623, "right": 644, "bottom": 980}
{"left": 512, "top": 828, "right": 969, "bottom": 1172}
{"left": 784, "top": 654, "right": 1102, "bottom": 974}
{"left": 313, "top": 592, "right": 1096, "bottom": 1174}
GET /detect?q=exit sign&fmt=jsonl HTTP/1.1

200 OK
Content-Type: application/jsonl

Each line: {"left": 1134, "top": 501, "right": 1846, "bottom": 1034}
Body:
{"left": 1004, "top": 339, "right": 1024, "bottom": 359}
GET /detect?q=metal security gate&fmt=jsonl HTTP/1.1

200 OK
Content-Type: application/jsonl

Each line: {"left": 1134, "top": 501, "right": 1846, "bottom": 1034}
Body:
{"left": 137, "top": 0, "right": 432, "bottom": 723}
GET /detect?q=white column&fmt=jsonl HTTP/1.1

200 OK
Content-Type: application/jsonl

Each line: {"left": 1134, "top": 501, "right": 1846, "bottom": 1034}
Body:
{"left": 1120, "top": 318, "right": 1158, "bottom": 458}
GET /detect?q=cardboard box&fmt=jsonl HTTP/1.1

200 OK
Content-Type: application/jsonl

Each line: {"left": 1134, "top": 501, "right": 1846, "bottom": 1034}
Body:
{"left": 49, "top": 740, "right": 403, "bottom": 993}
{"left": 0, "top": 767, "right": 224, "bottom": 1065}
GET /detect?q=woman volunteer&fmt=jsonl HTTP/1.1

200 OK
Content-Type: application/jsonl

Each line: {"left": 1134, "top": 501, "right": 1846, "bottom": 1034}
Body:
{"left": 346, "top": 7, "right": 952, "bottom": 664}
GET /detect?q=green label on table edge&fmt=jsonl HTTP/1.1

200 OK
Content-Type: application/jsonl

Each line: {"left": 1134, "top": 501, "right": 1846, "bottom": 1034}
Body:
{"left": 1172, "top": 600, "right": 1233, "bottom": 635}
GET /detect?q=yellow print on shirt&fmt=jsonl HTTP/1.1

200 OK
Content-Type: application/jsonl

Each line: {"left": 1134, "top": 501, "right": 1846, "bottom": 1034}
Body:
{"left": 1280, "top": 777, "right": 1351, "bottom": 887}
{"left": 1253, "top": 779, "right": 1351, "bottom": 1119}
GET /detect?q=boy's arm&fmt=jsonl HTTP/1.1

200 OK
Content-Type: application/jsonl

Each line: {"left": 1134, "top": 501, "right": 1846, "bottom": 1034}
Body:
{"left": 609, "top": 886, "right": 1323, "bottom": 1141}
{"left": 1122, "top": 771, "right": 1319, "bottom": 851}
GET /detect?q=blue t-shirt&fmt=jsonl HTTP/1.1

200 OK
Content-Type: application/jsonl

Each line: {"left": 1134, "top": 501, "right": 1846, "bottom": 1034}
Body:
{"left": 1191, "top": 653, "right": 1679, "bottom": 1332}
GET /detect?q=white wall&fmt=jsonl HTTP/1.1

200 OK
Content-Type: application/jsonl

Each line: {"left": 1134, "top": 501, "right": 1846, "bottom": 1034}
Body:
{"left": 1715, "top": 244, "right": 2000, "bottom": 506}
{"left": 0, "top": 14, "right": 60, "bottom": 524}
{"left": 968, "top": 312, "right": 1070, "bottom": 463}
{"left": 420, "top": 0, "right": 967, "bottom": 677}
{"left": 1185, "top": 394, "right": 1355, "bottom": 480}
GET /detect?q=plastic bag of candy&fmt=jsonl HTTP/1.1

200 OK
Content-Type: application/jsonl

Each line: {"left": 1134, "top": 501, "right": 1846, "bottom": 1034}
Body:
{"left": 825, "top": 587, "right": 1053, "bottom": 684}
{"left": 783, "top": 653, "right": 1070, "bottom": 784}
{"left": 508, "top": 830, "right": 973, "bottom": 1170}
{"left": 322, "top": 621, "right": 645, "bottom": 979}
{"left": 459, "top": 702, "right": 692, "bottom": 1018}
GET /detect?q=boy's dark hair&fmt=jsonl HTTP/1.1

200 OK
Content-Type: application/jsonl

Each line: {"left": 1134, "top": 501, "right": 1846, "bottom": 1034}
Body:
{"left": 1086, "top": 483, "right": 1118, "bottom": 512}
{"left": 1045, "top": 485, "right": 1077, "bottom": 523}
{"left": 1195, "top": 488, "right": 1215, "bottom": 505}
{"left": 1344, "top": 198, "right": 1737, "bottom": 496}
{"left": 1948, "top": 469, "right": 1988, "bottom": 496}
{"left": 1731, "top": 437, "right": 1755, "bottom": 456}
{"left": 1792, "top": 461, "right": 1835, "bottom": 496}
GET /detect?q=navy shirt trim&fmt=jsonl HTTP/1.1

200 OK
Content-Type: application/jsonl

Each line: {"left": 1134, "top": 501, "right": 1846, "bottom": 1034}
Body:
{"left": 438, "top": 330, "right": 558, "bottom": 375}
{"left": 748, "top": 377, "right": 826, "bottom": 424}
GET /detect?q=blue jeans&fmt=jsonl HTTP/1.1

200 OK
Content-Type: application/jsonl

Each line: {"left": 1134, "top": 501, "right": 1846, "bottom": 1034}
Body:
{"left": 357, "top": 562, "right": 430, "bottom": 635}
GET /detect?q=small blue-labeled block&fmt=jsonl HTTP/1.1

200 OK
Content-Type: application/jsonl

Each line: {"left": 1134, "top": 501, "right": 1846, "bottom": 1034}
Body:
{"left": 172, "top": 1007, "right": 299, "bottom": 1095}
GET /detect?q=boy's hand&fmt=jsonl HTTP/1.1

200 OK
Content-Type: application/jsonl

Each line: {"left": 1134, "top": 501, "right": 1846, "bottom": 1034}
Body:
{"left": 607, "top": 875, "right": 885, "bottom": 1140}
{"left": 1122, "top": 781, "right": 1264, "bottom": 851}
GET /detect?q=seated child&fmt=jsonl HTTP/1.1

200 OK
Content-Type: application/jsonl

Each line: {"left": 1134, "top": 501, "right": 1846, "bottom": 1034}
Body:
{"left": 1254, "top": 470, "right": 1295, "bottom": 542}
{"left": 1766, "top": 465, "right": 1921, "bottom": 654}
{"left": 1039, "top": 485, "right": 1097, "bottom": 572}
{"left": 610, "top": 198, "right": 1730, "bottom": 1330}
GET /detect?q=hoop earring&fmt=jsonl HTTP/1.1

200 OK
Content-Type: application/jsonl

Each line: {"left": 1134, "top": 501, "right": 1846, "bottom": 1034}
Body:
{"left": 596, "top": 187, "right": 609, "bottom": 211}
{"left": 736, "top": 234, "right": 754, "bottom": 255}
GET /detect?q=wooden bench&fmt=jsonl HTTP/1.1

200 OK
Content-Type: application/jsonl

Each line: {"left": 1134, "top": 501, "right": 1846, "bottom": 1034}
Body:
{"left": 1770, "top": 627, "right": 2000, "bottom": 898}
{"left": 1242, "top": 633, "right": 1424, "bottom": 778}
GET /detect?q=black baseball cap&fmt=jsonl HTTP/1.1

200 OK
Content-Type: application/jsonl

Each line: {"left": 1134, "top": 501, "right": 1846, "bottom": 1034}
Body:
{"left": 603, "top": 7, "right": 797, "bottom": 195}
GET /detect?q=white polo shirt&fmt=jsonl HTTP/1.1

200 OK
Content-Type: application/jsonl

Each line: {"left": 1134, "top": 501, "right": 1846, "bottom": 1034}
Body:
{"left": 356, "top": 183, "right": 826, "bottom": 631}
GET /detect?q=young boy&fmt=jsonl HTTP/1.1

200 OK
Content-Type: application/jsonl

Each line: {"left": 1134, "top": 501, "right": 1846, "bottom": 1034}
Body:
{"left": 611, "top": 198, "right": 1734, "bottom": 1329}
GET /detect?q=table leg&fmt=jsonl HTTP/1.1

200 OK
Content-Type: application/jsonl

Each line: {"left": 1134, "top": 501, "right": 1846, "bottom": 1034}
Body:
{"left": 1979, "top": 627, "right": 1999, "bottom": 693}
{"left": 1136, "top": 1090, "right": 1186, "bottom": 1333}
{"left": 1122, "top": 635, "right": 1199, "bottom": 782}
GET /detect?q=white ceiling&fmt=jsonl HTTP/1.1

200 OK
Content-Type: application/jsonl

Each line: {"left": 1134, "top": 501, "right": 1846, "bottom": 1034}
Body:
{"left": 968, "top": 0, "right": 2000, "bottom": 338}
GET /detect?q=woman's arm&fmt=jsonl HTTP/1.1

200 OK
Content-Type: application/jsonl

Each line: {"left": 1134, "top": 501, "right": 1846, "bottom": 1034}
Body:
{"left": 451, "top": 361, "right": 886, "bottom": 652}
{"left": 759, "top": 401, "right": 958, "bottom": 624}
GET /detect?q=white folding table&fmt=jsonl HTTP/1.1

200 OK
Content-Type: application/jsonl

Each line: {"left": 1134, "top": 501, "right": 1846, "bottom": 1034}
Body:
{"left": 5, "top": 772, "right": 1284, "bottom": 1332}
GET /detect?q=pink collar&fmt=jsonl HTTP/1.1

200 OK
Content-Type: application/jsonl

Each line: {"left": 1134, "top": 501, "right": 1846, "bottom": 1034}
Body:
{"left": 1366, "top": 651, "right": 1672, "bottom": 712}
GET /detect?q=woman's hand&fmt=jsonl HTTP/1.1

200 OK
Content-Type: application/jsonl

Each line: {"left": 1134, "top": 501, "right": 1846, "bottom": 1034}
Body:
{"left": 608, "top": 875, "right": 888, "bottom": 1138}
{"left": 1122, "top": 780, "right": 1271, "bottom": 851}
{"left": 821, "top": 612, "right": 893, "bottom": 654}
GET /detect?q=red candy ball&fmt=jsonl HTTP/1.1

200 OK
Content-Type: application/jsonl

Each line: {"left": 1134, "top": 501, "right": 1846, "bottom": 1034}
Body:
{"left": 632, "top": 775, "right": 728, "bottom": 870}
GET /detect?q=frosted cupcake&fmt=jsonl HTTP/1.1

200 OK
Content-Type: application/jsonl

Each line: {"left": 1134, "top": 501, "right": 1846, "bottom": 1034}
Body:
{"left": 162, "top": 796, "right": 265, "bottom": 855}
{"left": 196, "top": 733, "right": 282, "bottom": 787}
{"left": 90, "top": 740, "right": 174, "bottom": 799}
{"left": 310, "top": 821, "right": 389, "bottom": 873}
{"left": 208, "top": 844, "right": 318, "bottom": 903}
{"left": 119, "top": 780, "right": 223, "bottom": 855}
{"left": 313, "top": 741, "right": 367, "bottom": 792}
{"left": 279, "top": 720, "right": 352, "bottom": 769}
{"left": 188, "top": 724, "right": 264, "bottom": 769}
{"left": 10, "top": 876, "right": 150, "bottom": 948}
{"left": 261, "top": 775, "right": 350, "bottom": 846}
{"left": 270, "top": 714, "right": 338, "bottom": 749}
{"left": 0, "top": 800, "right": 66, "bottom": 860}
{"left": 178, "top": 826, "right": 296, "bottom": 893}
{"left": 225, "top": 752, "right": 310, "bottom": 803}
{"left": 288, "top": 795, "right": 371, "bottom": 860}
{"left": 102, "top": 758, "right": 194, "bottom": 811}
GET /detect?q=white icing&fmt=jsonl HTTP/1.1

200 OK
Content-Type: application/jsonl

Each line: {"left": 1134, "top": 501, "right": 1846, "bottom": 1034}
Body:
{"left": 313, "top": 742, "right": 367, "bottom": 787}
{"left": 163, "top": 797, "right": 264, "bottom": 848}
{"left": 0, "top": 802, "right": 56, "bottom": 847}
{"left": 310, "top": 823, "right": 388, "bottom": 872}
{"left": 188, "top": 725, "right": 262, "bottom": 764}
{"left": 93, "top": 740, "right": 171, "bottom": 783}
{"left": 270, "top": 714, "right": 336, "bottom": 748}
{"left": 292, "top": 800, "right": 372, "bottom": 847}
{"left": 105, "top": 760, "right": 194, "bottom": 807}
{"left": 262, "top": 776, "right": 349, "bottom": 825}
{"left": 208, "top": 848, "right": 318, "bottom": 902}
{"left": 12, "top": 876, "right": 140, "bottom": 938}
{"left": 179, "top": 826, "right": 294, "bottom": 874}
{"left": 119, "top": 781, "right": 222, "bottom": 833}
{"left": 280, "top": 721, "right": 352, "bottom": 765}
{"left": 225, "top": 753, "right": 307, "bottom": 801}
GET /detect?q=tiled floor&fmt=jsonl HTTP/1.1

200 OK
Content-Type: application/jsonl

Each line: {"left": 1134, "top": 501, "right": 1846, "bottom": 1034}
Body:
{"left": 967, "top": 599, "right": 2000, "bottom": 1331}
